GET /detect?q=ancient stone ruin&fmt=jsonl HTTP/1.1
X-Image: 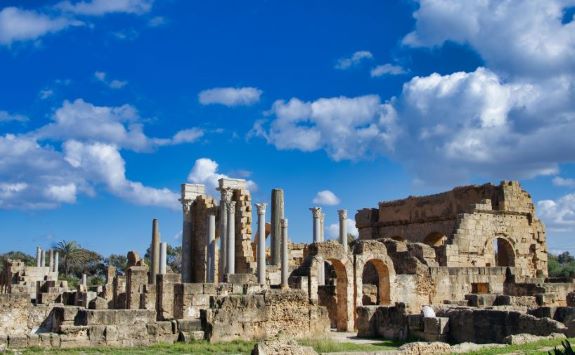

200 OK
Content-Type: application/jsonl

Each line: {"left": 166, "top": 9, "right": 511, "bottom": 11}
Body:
{"left": 0, "top": 179, "right": 574, "bottom": 350}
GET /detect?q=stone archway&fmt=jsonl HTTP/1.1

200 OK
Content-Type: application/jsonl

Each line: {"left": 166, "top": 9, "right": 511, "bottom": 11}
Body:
{"left": 360, "top": 259, "right": 391, "bottom": 305}
{"left": 304, "top": 241, "right": 354, "bottom": 332}
{"left": 493, "top": 237, "right": 515, "bottom": 267}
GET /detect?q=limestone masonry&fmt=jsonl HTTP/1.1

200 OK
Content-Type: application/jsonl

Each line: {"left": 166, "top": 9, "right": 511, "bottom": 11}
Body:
{"left": 1, "top": 179, "right": 574, "bottom": 351}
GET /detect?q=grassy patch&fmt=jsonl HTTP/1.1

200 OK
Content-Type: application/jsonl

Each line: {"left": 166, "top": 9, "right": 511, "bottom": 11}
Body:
{"left": 461, "top": 337, "right": 575, "bottom": 355}
{"left": 299, "top": 337, "right": 403, "bottom": 353}
{"left": 22, "top": 340, "right": 256, "bottom": 354}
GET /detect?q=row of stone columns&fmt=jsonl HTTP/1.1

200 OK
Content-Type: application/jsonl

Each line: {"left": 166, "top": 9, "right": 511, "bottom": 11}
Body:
{"left": 35, "top": 247, "right": 59, "bottom": 273}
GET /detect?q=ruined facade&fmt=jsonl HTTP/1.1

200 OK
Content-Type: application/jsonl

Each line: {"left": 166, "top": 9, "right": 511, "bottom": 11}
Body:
{"left": 356, "top": 181, "right": 548, "bottom": 277}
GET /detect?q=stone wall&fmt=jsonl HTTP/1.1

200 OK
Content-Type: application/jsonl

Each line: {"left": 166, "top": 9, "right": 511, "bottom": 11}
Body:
{"left": 190, "top": 195, "right": 217, "bottom": 283}
{"left": 203, "top": 289, "right": 329, "bottom": 342}
{"left": 232, "top": 189, "right": 256, "bottom": 274}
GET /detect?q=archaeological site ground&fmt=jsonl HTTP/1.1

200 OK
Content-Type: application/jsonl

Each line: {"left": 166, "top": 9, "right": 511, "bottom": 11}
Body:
{"left": 1, "top": 179, "right": 575, "bottom": 354}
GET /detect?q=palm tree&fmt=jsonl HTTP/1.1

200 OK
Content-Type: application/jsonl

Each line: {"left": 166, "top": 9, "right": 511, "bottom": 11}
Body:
{"left": 54, "top": 240, "right": 81, "bottom": 277}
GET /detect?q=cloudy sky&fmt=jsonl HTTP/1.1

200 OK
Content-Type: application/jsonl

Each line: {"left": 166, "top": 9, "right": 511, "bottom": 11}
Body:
{"left": 1, "top": 0, "right": 574, "bottom": 257}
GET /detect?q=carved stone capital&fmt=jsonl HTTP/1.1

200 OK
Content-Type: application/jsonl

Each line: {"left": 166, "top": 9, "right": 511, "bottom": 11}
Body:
{"left": 180, "top": 198, "right": 193, "bottom": 214}
{"left": 221, "top": 188, "right": 233, "bottom": 203}
{"left": 309, "top": 207, "right": 322, "bottom": 218}
{"left": 226, "top": 200, "right": 236, "bottom": 212}
{"left": 255, "top": 202, "right": 267, "bottom": 215}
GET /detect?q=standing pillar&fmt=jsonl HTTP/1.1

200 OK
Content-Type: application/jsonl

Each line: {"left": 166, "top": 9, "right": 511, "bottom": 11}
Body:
{"left": 219, "top": 189, "right": 232, "bottom": 278}
{"left": 281, "top": 218, "right": 289, "bottom": 289}
{"left": 256, "top": 203, "right": 267, "bottom": 285}
{"left": 82, "top": 274, "right": 87, "bottom": 287}
{"left": 36, "top": 247, "right": 42, "bottom": 267}
{"left": 207, "top": 211, "right": 216, "bottom": 282}
{"left": 48, "top": 249, "right": 54, "bottom": 273}
{"left": 338, "top": 209, "right": 348, "bottom": 253}
{"left": 271, "top": 189, "right": 284, "bottom": 266}
{"left": 310, "top": 207, "right": 324, "bottom": 285}
{"left": 150, "top": 218, "right": 161, "bottom": 284}
{"left": 159, "top": 242, "right": 167, "bottom": 275}
{"left": 226, "top": 201, "right": 236, "bottom": 275}
{"left": 319, "top": 211, "right": 325, "bottom": 242}
{"left": 54, "top": 252, "right": 60, "bottom": 274}
{"left": 41, "top": 250, "right": 46, "bottom": 268}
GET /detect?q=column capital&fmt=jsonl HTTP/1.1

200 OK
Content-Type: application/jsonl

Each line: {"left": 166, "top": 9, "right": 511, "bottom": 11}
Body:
{"left": 179, "top": 198, "right": 193, "bottom": 214}
{"left": 221, "top": 188, "right": 233, "bottom": 203}
{"left": 255, "top": 202, "right": 267, "bottom": 215}
{"left": 281, "top": 218, "right": 288, "bottom": 227}
{"left": 226, "top": 200, "right": 236, "bottom": 211}
{"left": 309, "top": 207, "right": 322, "bottom": 218}
{"left": 338, "top": 209, "right": 348, "bottom": 219}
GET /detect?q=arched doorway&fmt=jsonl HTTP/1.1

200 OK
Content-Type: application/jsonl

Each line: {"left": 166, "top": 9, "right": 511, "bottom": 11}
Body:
{"left": 360, "top": 259, "right": 391, "bottom": 305}
{"left": 318, "top": 258, "right": 349, "bottom": 331}
{"left": 492, "top": 237, "right": 515, "bottom": 266}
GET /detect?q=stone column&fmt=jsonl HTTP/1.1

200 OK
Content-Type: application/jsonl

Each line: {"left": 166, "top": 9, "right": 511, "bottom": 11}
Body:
{"left": 54, "top": 252, "right": 59, "bottom": 274}
{"left": 256, "top": 203, "right": 267, "bottom": 285}
{"left": 150, "top": 218, "right": 161, "bottom": 284}
{"left": 338, "top": 209, "right": 348, "bottom": 253}
{"left": 281, "top": 218, "right": 289, "bottom": 289}
{"left": 41, "top": 250, "right": 46, "bottom": 267}
{"left": 271, "top": 189, "right": 284, "bottom": 266}
{"left": 219, "top": 188, "right": 232, "bottom": 279}
{"left": 226, "top": 200, "right": 236, "bottom": 275}
{"left": 207, "top": 211, "right": 216, "bottom": 282}
{"left": 48, "top": 249, "right": 54, "bottom": 272}
{"left": 36, "top": 247, "right": 42, "bottom": 267}
{"left": 159, "top": 242, "right": 167, "bottom": 275}
{"left": 82, "top": 274, "right": 87, "bottom": 287}
{"left": 319, "top": 211, "right": 325, "bottom": 242}
{"left": 310, "top": 207, "right": 324, "bottom": 285}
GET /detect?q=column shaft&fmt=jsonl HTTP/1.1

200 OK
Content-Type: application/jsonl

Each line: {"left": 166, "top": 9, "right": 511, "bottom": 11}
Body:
{"left": 150, "top": 219, "right": 161, "bottom": 284}
{"left": 41, "top": 250, "right": 46, "bottom": 268}
{"left": 226, "top": 201, "right": 236, "bottom": 275}
{"left": 159, "top": 242, "right": 167, "bottom": 275}
{"left": 271, "top": 189, "right": 284, "bottom": 265}
{"left": 36, "top": 247, "right": 42, "bottom": 267}
{"left": 310, "top": 207, "right": 324, "bottom": 285}
{"left": 48, "top": 250, "right": 54, "bottom": 273}
{"left": 181, "top": 203, "right": 192, "bottom": 283}
{"left": 54, "top": 252, "right": 59, "bottom": 274}
{"left": 338, "top": 209, "right": 348, "bottom": 253}
{"left": 256, "top": 203, "right": 267, "bottom": 285}
{"left": 281, "top": 218, "right": 289, "bottom": 289}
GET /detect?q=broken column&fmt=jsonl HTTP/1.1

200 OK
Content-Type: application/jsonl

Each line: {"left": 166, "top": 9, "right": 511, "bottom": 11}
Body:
{"left": 281, "top": 218, "right": 289, "bottom": 289}
{"left": 310, "top": 207, "right": 324, "bottom": 285}
{"left": 271, "top": 189, "right": 284, "bottom": 266}
{"left": 256, "top": 203, "right": 267, "bottom": 284}
{"left": 36, "top": 247, "right": 41, "bottom": 267}
{"left": 54, "top": 251, "right": 59, "bottom": 274}
{"left": 180, "top": 183, "right": 206, "bottom": 283}
{"left": 338, "top": 209, "right": 348, "bottom": 253}
{"left": 48, "top": 249, "right": 54, "bottom": 273}
{"left": 159, "top": 242, "right": 167, "bottom": 275}
{"left": 207, "top": 210, "right": 216, "bottom": 282}
{"left": 150, "top": 218, "right": 161, "bottom": 284}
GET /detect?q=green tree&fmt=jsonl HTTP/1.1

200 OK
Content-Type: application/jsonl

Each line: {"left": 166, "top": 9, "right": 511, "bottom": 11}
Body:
{"left": 0, "top": 251, "right": 35, "bottom": 273}
{"left": 53, "top": 240, "right": 102, "bottom": 278}
{"left": 105, "top": 254, "right": 128, "bottom": 274}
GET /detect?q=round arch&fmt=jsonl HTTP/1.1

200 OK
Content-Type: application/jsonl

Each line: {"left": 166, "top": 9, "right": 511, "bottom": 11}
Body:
{"left": 423, "top": 232, "right": 447, "bottom": 247}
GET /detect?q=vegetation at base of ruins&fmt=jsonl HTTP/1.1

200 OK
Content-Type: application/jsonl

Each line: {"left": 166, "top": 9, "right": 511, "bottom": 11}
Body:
{"left": 0, "top": 251, "right": 34, "bottom": 272}
{"left": 464, "top": 337, "right": 575, "bottom": 355}
{"left": 22, "top": 340, "right": 256, "bottom": 354}
{"left": 299, "top": 337, "right": 402, "bottom": 352}
{"left": 548, "top": 252, "right": 575, "bottom": 279}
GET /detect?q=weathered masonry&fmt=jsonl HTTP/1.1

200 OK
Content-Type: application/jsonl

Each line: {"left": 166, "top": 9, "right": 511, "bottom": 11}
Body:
{"left": 356, "top": 181, "right": 548, "bottom": 277}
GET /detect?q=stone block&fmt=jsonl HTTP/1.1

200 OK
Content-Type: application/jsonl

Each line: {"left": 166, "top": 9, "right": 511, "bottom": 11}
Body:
{"left": 408, "top": 314, "right": 424, "bottom": 331}
{"left": 177, "top": 319, "right": 203, "bottom": 332}
{"left": 203, "top": 283, "right": 217, "bottom": 295}
{"left": 179, "top": 331, "right": 205, "bottom": 343}
{"left": 27, "top": 334, "right": 39, "bottom": 347}
{"left": 8, "top": 335, "right": 28, "bottom": 349}
{"left": 424, "top": 317, "right": 449, "bottom": 335}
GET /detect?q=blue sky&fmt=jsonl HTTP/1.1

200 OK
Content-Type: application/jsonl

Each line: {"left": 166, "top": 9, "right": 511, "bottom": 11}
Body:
{"left": 0, "top": 0, "right": 574, "bottom": 257}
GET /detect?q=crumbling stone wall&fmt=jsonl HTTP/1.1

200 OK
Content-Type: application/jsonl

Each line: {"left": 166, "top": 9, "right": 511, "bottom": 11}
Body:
{"left": 356, "top": 181, "right": 548, "bottom": 277}
{"left": 232, "top": 189, "right": 256, "bottom": 274}
{"left": 190, "top": 195, "right": 217, "bottom": 283}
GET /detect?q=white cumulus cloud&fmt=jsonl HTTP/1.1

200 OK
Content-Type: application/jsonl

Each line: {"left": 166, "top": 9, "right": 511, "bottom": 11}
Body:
{"left": 538, "top": 194, "right": 575, "bottom": 231}
{"left": 94, "top": 71, "right": 127, "bottom": 89}
{"left": 553, "top": 176, "right": 575, "bottom": 188}
{"left": 56, "top": 0, "right": 153, "bottom": 16}
{"left": 198, "top": 87, "right": 262, "bottom": 107}
{"left": 0, "top": 110, "right": 28, "bottom": 123}
{"left": 312, "top": 190, "right": 340, "bottom": 206}
{"left": 335, "top": 50, "right": 373, "bottom": 70}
